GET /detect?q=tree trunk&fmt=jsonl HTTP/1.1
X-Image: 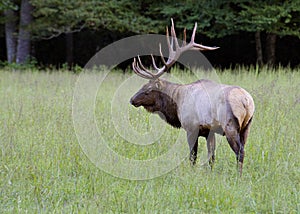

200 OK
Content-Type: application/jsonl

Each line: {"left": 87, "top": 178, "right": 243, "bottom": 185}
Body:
{"left": 255, "top": 31, "right": 263, "bottom": 67}
{"left": 4, "top": 9, "right": 17, "bottom": 63}
{"left": 16, "top": 0, "right": 33, "bottom": 64}
{"left": 265, "top": 33, "right": 277, "bottom": 67}
{"left": 65, "top": 32, "right": 74, "bottom": 68}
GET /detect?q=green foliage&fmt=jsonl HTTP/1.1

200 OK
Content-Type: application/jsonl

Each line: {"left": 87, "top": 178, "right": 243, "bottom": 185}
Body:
{"left": 0, "top": 0, "right": 19, "bottom": 11}
{"left": 237, "top": 0, "right": 300, "bottom": 37}
{"left": 0, "top": 68, "right": 299, "bottom": 212}
{"left": 30, "top": 0, "right": 164, "bottom": 39}
{"left": 3, "top": 0, "right": 300, "bottom": 40}
{"left": 0, "top": 58, "right": 38, "bottom": 70}
{"left": 60, "top": 63, "right": 83, "bottom": 73}
{"left": 0, "top": 0, "right": 18, "bottom": 26}
{"left": 154, "top": 0, "right": 300, "bottom": 38}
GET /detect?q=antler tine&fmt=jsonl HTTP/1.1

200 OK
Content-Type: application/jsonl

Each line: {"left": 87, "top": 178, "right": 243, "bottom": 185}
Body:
{"left": 150, "top": 54, "right": 159, "bottom": 70}
{"left": 137, "top": 55, "right": 166, "bottom": 79}
{"left": 159, "top": 43, "right": 167, "bottom": 66}
{"left": 167, "top": 26, "right": 174, "bottom": 52}
{"left": 137, "top": 56, "right": 151, "bottom": 74}
{"left": 132, "top": 58, "right": 144, "bottom": 77}
{"left": 191, "top": 22, "right": 197, "bottom": 43}
{"left": 132, "top": 57, "right": 154, "bottom": 79}
{"left": 170, "top": 18, "right": 180, "bottom": 50}
{"left": 189, "top": 22, "right": 220, "bottom": 51}
{"left": 153, "top": 48, "right": 168, "bottom": 79}
{"left": 132, "top": 58, "right": 145, "bottom": 77}
{"left": 166, "top": 27, "right": 170, "bottom": 50}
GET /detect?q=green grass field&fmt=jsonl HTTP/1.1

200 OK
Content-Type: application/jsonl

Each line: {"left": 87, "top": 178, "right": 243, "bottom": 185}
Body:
{"left": 0, "top": 67, "right": 299, "bottom": 213}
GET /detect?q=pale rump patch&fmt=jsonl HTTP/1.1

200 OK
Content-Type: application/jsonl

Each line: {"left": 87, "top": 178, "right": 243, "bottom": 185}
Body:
{"left": 227, "top": 87, "right": 255, "bottom": 129}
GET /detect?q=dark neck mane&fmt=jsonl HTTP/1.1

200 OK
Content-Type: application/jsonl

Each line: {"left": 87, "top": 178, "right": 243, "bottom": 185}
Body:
{"left": 157, "top": 80, "right": 181, "bottom": 128}
{"left": 158, "top": 93, "right": 181, "bottom": 128}
{"left": 142, "top": 79, "right": 182, "bottom": 128}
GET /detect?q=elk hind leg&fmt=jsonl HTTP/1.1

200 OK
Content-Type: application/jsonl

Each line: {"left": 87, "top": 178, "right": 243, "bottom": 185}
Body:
{"left": 240, "top": 117, "right": 253, "bottom": 146}
{"left": 225, "top": 123, "right": 244, "bottom": 176}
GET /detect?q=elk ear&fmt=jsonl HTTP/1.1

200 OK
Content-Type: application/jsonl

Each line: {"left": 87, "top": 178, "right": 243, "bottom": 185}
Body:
{"left": 155, "top": 81, "right": 162, "bottom": 90}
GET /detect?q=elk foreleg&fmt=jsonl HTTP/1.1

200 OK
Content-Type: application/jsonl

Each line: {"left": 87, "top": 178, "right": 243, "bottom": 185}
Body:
{"left": 187, "top": 130, "right": 199, "bottom": 165}
{"left": 206, "top": 132, "right": 216, "bottom": 169}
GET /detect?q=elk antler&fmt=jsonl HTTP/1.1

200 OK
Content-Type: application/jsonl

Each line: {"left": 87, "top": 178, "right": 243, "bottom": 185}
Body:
{"left": 132, "top": 18, "right": 219, "bottom": 79}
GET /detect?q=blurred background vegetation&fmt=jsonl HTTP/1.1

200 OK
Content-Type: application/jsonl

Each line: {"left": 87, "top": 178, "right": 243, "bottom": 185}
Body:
{"left": 1, "top": 0, "right": 300, "bottom": 69}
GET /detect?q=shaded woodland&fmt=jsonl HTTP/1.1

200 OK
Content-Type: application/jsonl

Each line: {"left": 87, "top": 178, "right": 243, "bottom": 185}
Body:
{"left": 1, "top": 0, "right": 300, "bottom": 69}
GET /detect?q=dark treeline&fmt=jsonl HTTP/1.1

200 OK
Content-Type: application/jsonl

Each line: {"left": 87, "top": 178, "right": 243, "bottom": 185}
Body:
{"left": 1, "top": 0, "right": 300, "bottom": 69}
{"left": 2, "top": 30, "right": 300, "bottom": 69}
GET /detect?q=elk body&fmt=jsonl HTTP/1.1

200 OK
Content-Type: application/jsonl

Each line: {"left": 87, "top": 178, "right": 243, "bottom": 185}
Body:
{"left": 130, "top": 19, "right": 255, "bottom": 175}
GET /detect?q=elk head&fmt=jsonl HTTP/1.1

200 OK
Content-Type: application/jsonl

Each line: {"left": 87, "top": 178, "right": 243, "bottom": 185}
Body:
{"left": 130, "top": 79, "right": 164, "bottom": 113}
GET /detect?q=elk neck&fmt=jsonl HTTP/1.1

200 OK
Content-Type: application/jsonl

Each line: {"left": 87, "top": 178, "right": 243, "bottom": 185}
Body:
{"left": 156, "top": 79, "right": 182, "bottom": 128}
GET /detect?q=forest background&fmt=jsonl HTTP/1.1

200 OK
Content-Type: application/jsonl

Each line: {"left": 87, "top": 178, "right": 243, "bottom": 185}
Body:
{"left": 1, "top": 0, "right": 300, "bottom": 69}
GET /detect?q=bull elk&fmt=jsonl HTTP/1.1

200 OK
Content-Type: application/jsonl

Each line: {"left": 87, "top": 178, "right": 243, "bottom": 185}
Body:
{"left": 130, "top": 19, "right": 255, "bottom": 176}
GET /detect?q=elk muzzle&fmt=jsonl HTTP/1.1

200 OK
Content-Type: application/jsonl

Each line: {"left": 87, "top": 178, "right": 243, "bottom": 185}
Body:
{"left": 130, "top": 92, "right": 143, "bottom": 107}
